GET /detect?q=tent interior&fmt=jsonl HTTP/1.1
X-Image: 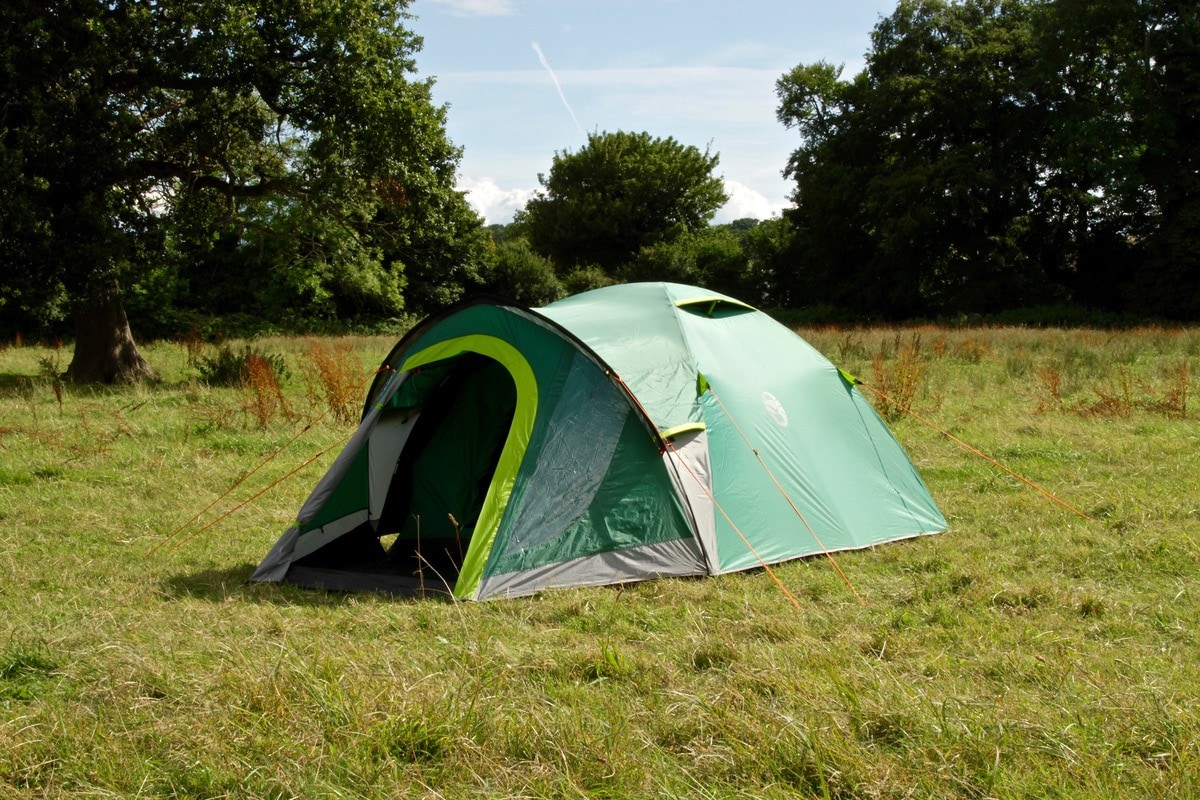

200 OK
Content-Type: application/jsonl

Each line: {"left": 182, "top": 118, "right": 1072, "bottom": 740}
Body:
{"left": 289, "top": 353, "right": 517, "bottom": 594}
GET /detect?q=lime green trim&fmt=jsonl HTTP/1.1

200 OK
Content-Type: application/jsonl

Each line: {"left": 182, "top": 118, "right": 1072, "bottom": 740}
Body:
{"left": 837, "top": 367, "right": 860, "bottom": 387}
{"left": 400, "top": 335, "right": 538, "bottom": 599}
{"left": 659, "top": 422, "right": 707, "bottom": 440}
{"left": 674, "top": 296, "right": 756, "bottom": 314}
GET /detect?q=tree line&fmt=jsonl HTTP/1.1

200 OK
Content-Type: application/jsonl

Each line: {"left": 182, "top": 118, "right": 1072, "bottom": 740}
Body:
{"left": 775, "top": 0, "right": 1199, "bottom": 320}
{"left": 1, "top": 0, "right": 1197, "bottom": 382}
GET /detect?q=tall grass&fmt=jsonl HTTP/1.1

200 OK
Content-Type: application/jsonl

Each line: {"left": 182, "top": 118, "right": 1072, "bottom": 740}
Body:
{"left": 869, "top": 333, "right": 928, "bottom": 422}
{"left": 1, "top": 327, "right": 1198, "bottom": 798}
{"left": 304, "top": 338, "right": 370, "bottom": 425}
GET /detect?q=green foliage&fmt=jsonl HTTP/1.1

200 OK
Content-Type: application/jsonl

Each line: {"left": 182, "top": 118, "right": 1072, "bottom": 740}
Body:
{"left": 560, "top": 265, "right": 616, "bottom": 296}
{"left": 1120, "top": 1, "right": 1200, "bottom": 317}
{"left": 775, "top": 0, "right": 1200, "bottom": 319}
{"left": 611, "top": 220, "right": 795, "bottom": 305}
{"left": 0, "top": 0, "right": 483, "bottom": 374}
{"left": 736, "top": 217, "right": 793, "bottom": 285}
{"left": 369, "top": 177, "right": 491, "bottom": 317}
{"left": 475, "top": 238, "right": 565, "bottom": 307}
{"left": 196, "top": 344, "right": 288, "bottom": 387}
{"left": 621, "top": 227, "right": 757, "bottom": 300}
{"left": 521, "top": 130, "right": 728, "bottom": 273}
{"left": 620, "top": 234, "right": 703, "bottom": 286}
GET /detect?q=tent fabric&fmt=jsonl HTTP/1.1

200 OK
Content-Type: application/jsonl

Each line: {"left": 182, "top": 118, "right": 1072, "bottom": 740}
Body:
{"left": 251, "top": 283, "right": 947, "bottom": 600}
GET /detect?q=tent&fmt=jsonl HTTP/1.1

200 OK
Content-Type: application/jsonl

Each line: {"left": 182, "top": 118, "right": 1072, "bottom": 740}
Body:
{"left": 251, "top": 282, "right": 947, "bottom": 600}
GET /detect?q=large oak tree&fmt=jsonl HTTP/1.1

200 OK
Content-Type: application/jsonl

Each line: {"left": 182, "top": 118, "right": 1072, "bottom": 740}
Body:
{"left": 0, "top": 0, "right": 476, "bottom": 380}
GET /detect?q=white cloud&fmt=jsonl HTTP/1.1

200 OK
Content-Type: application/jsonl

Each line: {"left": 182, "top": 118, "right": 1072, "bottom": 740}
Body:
{"left": 426, "top": 0, "right": 515, "bottom": 17}
{"left": 714, "top": 180, "right": 789, "bottom": 223}
{"left": 461, "top": 176, "right": 789, "bottom": 227}
{"left": 459, "top": 176, "right": 537, "bottom": 224}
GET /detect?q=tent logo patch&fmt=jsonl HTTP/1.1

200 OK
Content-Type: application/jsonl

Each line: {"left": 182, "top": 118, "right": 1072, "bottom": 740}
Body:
{"left": 762, "top": 391, "right": 789, "bottom": 427}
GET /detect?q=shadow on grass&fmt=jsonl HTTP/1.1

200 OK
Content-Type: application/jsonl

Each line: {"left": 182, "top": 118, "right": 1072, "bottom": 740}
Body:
{"left": 0, "top": 373, "right": 44, "bottom": 393}
{"left": 0, "top": 371, "right": 201, "bottom": 397}
{"left": 160, "top": 563, "right": 258, "bottom": 600}
{"left": 159, "top": 562, "right": 452, "bottom": 607}
{"left": 0, "top": 372, "right": 116, "bottom": 399}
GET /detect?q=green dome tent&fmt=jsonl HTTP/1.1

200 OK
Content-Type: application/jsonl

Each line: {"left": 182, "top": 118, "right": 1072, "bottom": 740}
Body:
{"left": 251, "top": 283, "right": 947, "bottom": 600}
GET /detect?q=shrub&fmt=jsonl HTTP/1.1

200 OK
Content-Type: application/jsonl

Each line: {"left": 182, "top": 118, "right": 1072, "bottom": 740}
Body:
{"left": 241, "top": 351, "right": 293, "bottom": 427}
{"left": 561, "top": 265, "right": 615, "bottom": 296}
{"left": 196, "top": 344, "right": 289, "bottom": 387}
{"left": 870, "top": 334, "right": 927, "bottom": 422}
{"left": 479, "top": 238, "right": 564, "bottom": 306}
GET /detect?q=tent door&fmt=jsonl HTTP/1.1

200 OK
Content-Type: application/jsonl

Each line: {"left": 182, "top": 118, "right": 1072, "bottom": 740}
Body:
{"left": 374, "top": 354, "right": 518, "bottom": 587}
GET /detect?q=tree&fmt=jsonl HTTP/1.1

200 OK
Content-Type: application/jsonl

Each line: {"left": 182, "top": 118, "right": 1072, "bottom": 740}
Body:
{"left": 518, "top": 131, "right": 728, "bottom": 273}
{"left": 776, "top": 0, "right": 1198, "bottom": 318}
{"left": 1123, "top": 0, "right": 1200, "bottom": 316}
{"left": 0, "top": 0, "right": 478, "bottom": 380}
{"left": 775, "top": 61, "right": 893, "bottom": 312}
{"left": 779, "top": 1, "right": 1058, "bottom": 317}
{"left": 1027, "top": 0, "right": 1160, "bottom": 311}
{"left": 737, "top": 217, "right": 796, "bottom": 306}
{"left": 369, "top": 176, "right": 489, "bottom": 316}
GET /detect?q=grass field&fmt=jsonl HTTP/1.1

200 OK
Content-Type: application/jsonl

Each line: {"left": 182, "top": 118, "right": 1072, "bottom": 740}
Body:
{"left": 1, "top": 326, "right": 1198, "bottom": 799}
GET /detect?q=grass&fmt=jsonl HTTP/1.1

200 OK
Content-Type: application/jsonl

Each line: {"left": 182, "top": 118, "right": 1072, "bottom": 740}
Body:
{"left": 1, "top": 327, "right": 1199, "bottom": 798}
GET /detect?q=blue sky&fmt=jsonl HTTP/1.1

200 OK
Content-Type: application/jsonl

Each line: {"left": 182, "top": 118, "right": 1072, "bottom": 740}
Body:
{"left": 408, "top": 0, "right": 897, "bottom": 224}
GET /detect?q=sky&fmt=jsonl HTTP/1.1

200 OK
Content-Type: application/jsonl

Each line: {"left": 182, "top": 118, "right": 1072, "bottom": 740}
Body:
{"left": 408, "top": 0, "right": 898, "bottom": 225}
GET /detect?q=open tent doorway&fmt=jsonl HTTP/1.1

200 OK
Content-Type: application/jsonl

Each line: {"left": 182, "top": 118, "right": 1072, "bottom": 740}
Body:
{"left": 290, "top": 353, "right": 518, "bottom": 594}
{"left": 378, "top": 354, "right": 517, "bottom": 585}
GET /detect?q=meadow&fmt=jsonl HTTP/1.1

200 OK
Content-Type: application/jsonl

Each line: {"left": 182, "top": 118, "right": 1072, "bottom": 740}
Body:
{"left": 1, "top": 325, "right": 1198, "bottom": 799}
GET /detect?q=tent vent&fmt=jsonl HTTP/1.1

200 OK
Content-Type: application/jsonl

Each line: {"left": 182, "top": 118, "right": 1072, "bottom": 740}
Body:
{"left": 674, "top": 296, "right": 756, "bottom": 317}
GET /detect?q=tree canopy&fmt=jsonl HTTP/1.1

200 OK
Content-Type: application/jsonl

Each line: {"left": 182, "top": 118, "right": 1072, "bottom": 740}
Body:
{"left": 4, "top": 0, "right": 1198, "bottom": 357}
{"left": 0, "top": 0, "right": 481, "bottom": 380}
{"left": 776, "top": 0, "right": 1200, "bottom": 318}
{"left": 517, "top": 131, "right": 728, "bottom": 273}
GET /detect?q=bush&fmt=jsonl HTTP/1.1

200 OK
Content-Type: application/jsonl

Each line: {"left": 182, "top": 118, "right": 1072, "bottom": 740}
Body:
{"left": 478, "top": 239, "right": 564, "bottom": 306}
{"left": 619, "top": 228, "right": 754, "bottom": 299}
{"left": 621, "top": 235, "right": 700, "bottom": 285}
{"left": 196, "top": 344, "right": 289, "bottom": 387}
{"left": 561, "top": 266, "right": 615, "bottom": 296}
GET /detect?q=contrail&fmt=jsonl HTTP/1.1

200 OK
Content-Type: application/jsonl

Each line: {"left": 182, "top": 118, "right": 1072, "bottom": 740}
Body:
{"left": 532, "top": 41, "right": 585, "bottom": 138}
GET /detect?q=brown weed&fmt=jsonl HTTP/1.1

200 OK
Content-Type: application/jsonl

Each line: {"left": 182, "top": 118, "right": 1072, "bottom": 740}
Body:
{"left": 241, "top": 352, "right": 293, "bottom": 428}
{"left": 870, "top": 334, "right": 927, "bottom": 422}
{"left": 304, "top": 338, "right": 367, "bottom": 425}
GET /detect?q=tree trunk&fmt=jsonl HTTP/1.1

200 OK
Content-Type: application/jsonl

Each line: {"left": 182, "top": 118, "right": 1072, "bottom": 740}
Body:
{"left": 65, "top": 284, "right": 158, "bottom": 384}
